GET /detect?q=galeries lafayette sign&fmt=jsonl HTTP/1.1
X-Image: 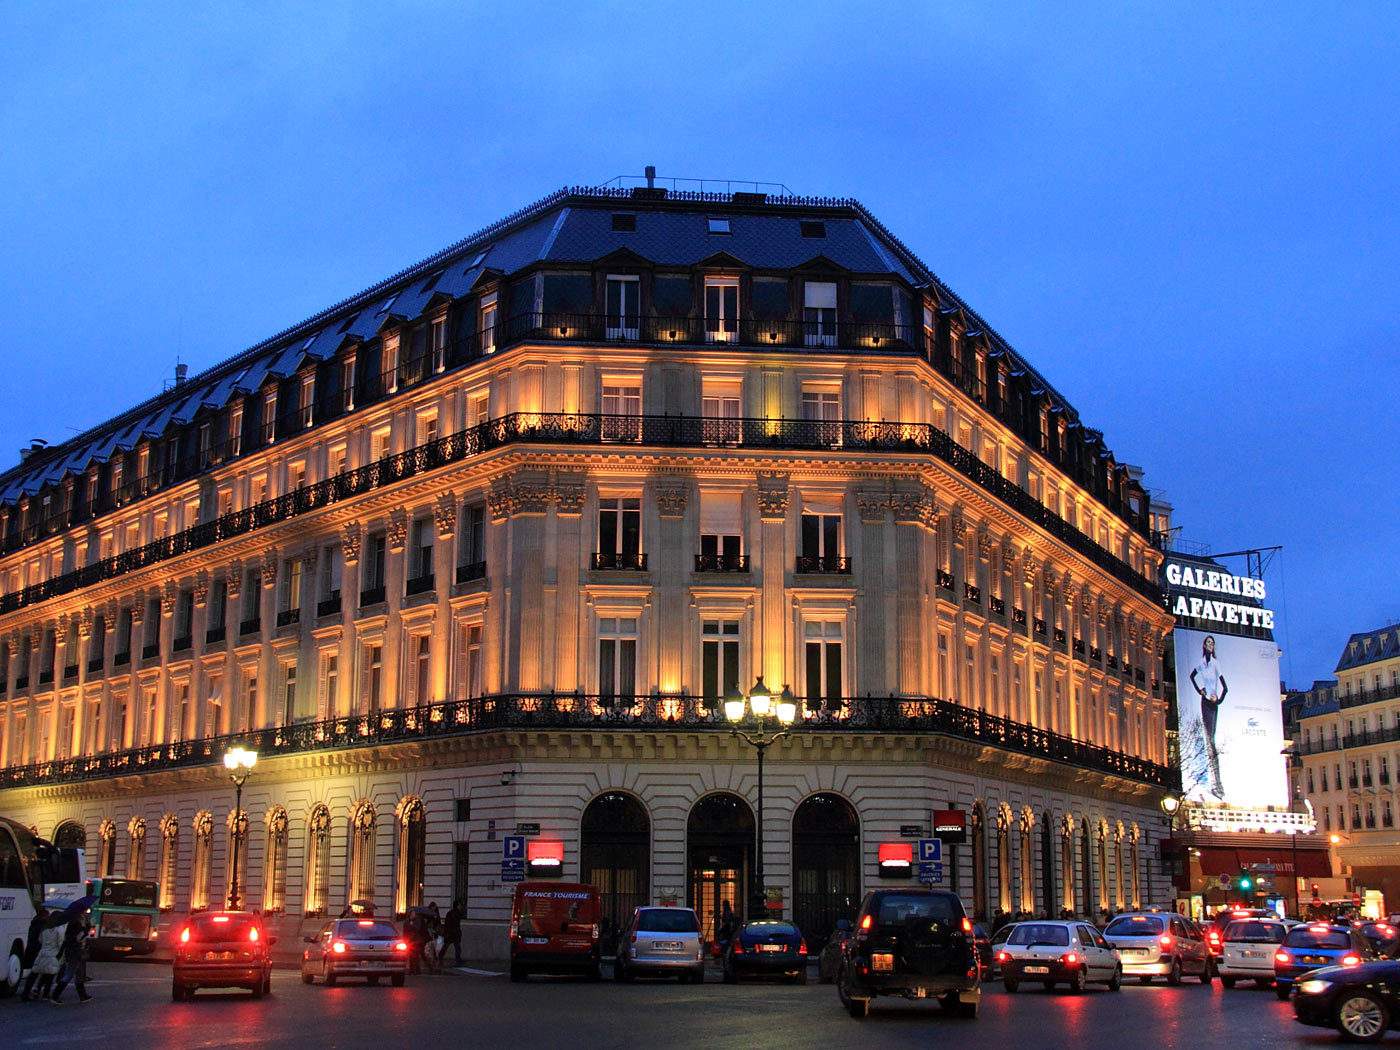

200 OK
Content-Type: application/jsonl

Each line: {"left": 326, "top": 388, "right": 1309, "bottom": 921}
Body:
{"left": 1165, "top": 562, "right": 1275, "bottom": 629}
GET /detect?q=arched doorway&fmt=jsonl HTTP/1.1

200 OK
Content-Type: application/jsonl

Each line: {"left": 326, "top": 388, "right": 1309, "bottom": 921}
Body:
{"left": 687, "top": 793, "right": 754, "bottom": 945}
{"left": 791, "top": 794, "right": 859, "bottom": 950}
{"left": 305, "top": 804, "right": 332, "bottom": 917}
{"left": 264, "top": 807, "right": 289, "bottom": 914}
{"left": 395, "top": 797, "right": 426, "bottom": 916}
{"left": 581, "top": 792, "right": 650, "bottom": 942}
{"left": 53, "top": 821, "right": 85, "bottom": 851}
{"left": 1040, "top": 812, "right": 1056, "bottom": 917}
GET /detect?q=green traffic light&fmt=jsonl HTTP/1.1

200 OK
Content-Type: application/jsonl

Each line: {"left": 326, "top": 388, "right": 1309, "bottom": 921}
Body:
{"left": 1240, "top": 877, "right": 1252, "bottom": 890}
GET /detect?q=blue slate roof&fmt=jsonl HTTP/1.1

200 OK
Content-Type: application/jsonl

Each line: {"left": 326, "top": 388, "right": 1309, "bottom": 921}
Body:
{"left": 0, "top": 185, "right": 1085, "bottom": 504}
{"left": 1336, "top": 625, "right": 1400, "bottom": 673}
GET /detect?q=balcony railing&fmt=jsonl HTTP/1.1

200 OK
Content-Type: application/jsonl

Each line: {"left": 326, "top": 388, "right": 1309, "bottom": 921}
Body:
{"left": 455, "top": 562, "right": 486, "bottom": 584}
{"left": 405, "top": 574, "right": 435, "bottom": 596}
{"left": 1034, "top": 618, "right": 1047, "bottom": 636}
{"left": 171, "top": 636, "right": 192, "bottom": 653}
{"left": 239, "top": 617, "right": 261, "bottom": 637}
{"left": 316, "top": 595, "right": 342, "bottom": 618}
{"left": 63, "top": 663, "right": 79, "bottom": 680}
{"left": 1339, "top": 680, "right": 1400, "bottom": 710}
{"left": 0, "top": 411, "right": 1159, "bottom": 617}
{"left": 592, "top": 552, "right": 647, "bottom": 571}
{"left": 87, "top": 657, "right": 104, "bottom": 673}
{"left": 936, "top": 570, "right": 955, "bottom": 590}
{"left": 963, "top": 583, "right": 981, "bottom": 603}
{"left": 694, "top": 554, "right": 750, "bottom": 573}
{"left": 989, "top": 596, "right": 1005, "bottom": 615}
{"left": 205, "top": 626, "right": 226, "bottom": 645}
{"left": 795, "top": 555, "right": 852, "bottom": 575}
{"left": 276, "top": 609, "right": 299, "bottom": 628}
{"left": 0, "top": 691, "right": 1174, "bottom": 791}
{"left": 1013, "top": 608, "right": 1026, "bottom": 625}
{"left": 359, "top": 586, "right": 386, "bottom": 609}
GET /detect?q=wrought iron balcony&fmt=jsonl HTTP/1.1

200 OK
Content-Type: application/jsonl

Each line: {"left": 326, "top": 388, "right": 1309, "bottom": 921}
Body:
{"left": 795, "top": 555, "right": 852, "bottom": 575}
{"left": 406, "top": 574, "right": 436, "bottom": 596}
{"left": 140, "top": 644, "right": 158, "bottom": 661}
{"left": 1053, "top": 627, "right": 1066, "bottom": 645}
{"left": 1013, "top": 608, "right": 1026, "bottom": 625}
{"left": 694, "top": 553, "right": 750, "bottom": 573}
{"left": 592, "top": 552, "right": 647, "bottom": 571}
{"left": 87, "top": 657, "right": 104, "bottom": 673}
{"left": 359, "top": 586, "right": 386, "bottom": 609}
{"left": 1090, "top": 646, "right": 1103, "bottom": 662}
{"left": 936, "top": 570, "right": 955, "bottom": 590}
{"left": 276, "top": 609, "right": 300, "bottom": 628}
{"left": 455, "top": 562, "right": 487, "bottom": 584}
{"left": 316, "top": 595, "right": 342, "bottom": 618}
{"left": 205, "top": 626, "right": 226, "bottom": 645}
{"left": 0, "top": 690, "right": 1174, "bottom": 791}
{"left": 1034, "top": 618, "right": 1047, "bottom": 636}
{"left": 963, "top": 583, "right": 981, "bottom": 603}
{"left": 63, "top": 663, "right": 79, "bottom": 680}
{"left": 1072, "top": 637, "right": 1086, "bottom": 655}
{"left": 239, "top": 617, "right": 261, "bottom": 636}
{"left": 171, "top": 636, "right": 192, "bottom": 653}
{"left": 39, "top": 670, "right": 54, "bottom": 686}
{"left": 989, "top": 596, "right": 1005, "bottom": 615}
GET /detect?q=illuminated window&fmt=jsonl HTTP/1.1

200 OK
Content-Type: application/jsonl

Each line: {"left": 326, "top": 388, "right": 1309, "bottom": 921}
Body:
{"left": 704, "top": 277, "right": 739, "bottom": 342}
{"left": 606, "top": 275, "right": 640, "bottom": 340}
{"left": 602, "top": 383, "right": 642, "bottom": 442}
{"left": 480, "top": 293, "right": 498, "bottom": 354}
{"left": 803, "top": 621, "right": 843, "bottom": 711}
{"left": 598, "top": 617, "right": 638, "bottom": 703}
{"left": 597, "top": 497, "right": 641, "bottom": 569}
{"left": 803, "top": 282, "right": 837, "bottom": 347}
{"left": 701, "top": 620, "right": 740, "bottom": 705}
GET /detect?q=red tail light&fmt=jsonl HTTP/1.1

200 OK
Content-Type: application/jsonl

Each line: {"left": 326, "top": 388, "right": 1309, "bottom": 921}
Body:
{"left": 962, "top": 917, "right": 973, "bottom": 934}
{"left": 179, "top": 927, "right": 190, "bottom": 944}
{"left": 1208, "top": 931, "right": 1221, "bottom": 944}
{"left": 332, "top": 941, "right": 347, "bottom": 954}
{"left": 395, "top": 941, "right": 408, "bottom": 952}
{"left": 1275, "top": 951, "right": 1291, "bottom": 964}
{"left": 733, "top": 942, "right": 743, "bottom": 955}
{"left": 1064, "top": 952, "right": 1078, "bottom": 964}
{"left": 799, "top": 940, "right": 808, "bottom": 955}
{"left": 249, "top": 928, "right": 260, "bottom": 943}
{"left": 1342, "top": 955, "right": 1361, "bottom": 966}
{"left": 860, "top": 915, "right": 872, "bottom": 930}
{"left": 1159, "top": 935, "right": 1173, "bottom": 948}
{"left": 997, "top": 951, "right": 1009, "bottom": 963}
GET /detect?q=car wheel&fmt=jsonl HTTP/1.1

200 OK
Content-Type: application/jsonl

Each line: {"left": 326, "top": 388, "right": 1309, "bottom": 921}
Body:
{"left": 1200, "top": 959, "right": 1213, "bottom": 986}
{"left": 1069, "top": 967, "right": 1087, "bottom": 994}
{"left": 1003, "top": 978, "right": 1020, "bottom": 993}
{"left": 692, "top": 966, "right": 705, "bottom": 984}
{"left": 957, "top": 998, "right": 978, "bottom": 1019}
{"left": 1108, "top": 965, "right": 1122, "bottom": 992}
{"left": 264, "top": 974, "right": 273, "bottom": 996}
{"left": 1220, "top": 976, "right": 1235, "bottom": 989}
{"left": 1167, "top": 958, "right": 1182, "bottom": 986}
{"left": 324, "top": 963, "right": 337, "bottom": 987}
{"left": 4, "top": 944, "right": 23, "bottom": 997}
{"left": 251, "top": 978, "right": 264, "bottom": 1000}
{"left": 301, "top": 968, "right": 314, "bottom": 985}
{"left": 391, "top": 974, "right": 405, "bottom": 987}
{"left": 848, "top": 996, "right": 869, "bottom": 1019}
{"left": 1337, "top": 992, "right": 1390, "bottom": 1043}
{"left": 171, "top": 982, "right": 186, "bottom": 1001}
{"left": 1276, "top": 984, "right": 1291, "bottom": 1001}
{"left": 837, "top": 966, "right": 853, "bottom": 1009}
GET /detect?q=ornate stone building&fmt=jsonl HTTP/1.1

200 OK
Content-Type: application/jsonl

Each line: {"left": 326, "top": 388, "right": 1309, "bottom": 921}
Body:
{"left": 0, "top": 182, "right": 1174, "bottom": 955}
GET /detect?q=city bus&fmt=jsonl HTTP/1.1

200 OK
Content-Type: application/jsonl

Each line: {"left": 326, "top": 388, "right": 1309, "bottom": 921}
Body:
{"left": 85, "top": 877, "right": 161, "bottom": 957}
{"left": 0, "top": 816, "right": 84, "bottom": 996}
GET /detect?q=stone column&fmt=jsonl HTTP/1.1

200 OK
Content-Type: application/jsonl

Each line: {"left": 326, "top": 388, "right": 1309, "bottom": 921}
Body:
{"left": 339, "top": 525, "right": 362, "bottom": 718}
{"left": 755, "top": 474, "right": 789, "bottom": 689}
{"left": 653, "top": 482, "right": 689, "bottom": 695}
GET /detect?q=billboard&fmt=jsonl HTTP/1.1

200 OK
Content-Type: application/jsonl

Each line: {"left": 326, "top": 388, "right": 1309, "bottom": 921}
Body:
{"left": 1174, "top": 627, "right": 1287, "bottom": 808}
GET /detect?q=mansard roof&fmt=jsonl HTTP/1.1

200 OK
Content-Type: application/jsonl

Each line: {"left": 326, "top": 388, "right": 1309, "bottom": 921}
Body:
{"left": 0, "top": 184, "right": 1082, "bottom": 503}
{"left": 1336, "top": 625, "right": 1400, "bottom": 673}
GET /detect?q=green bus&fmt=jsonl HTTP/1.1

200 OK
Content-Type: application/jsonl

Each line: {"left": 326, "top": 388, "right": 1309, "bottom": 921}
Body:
{"left": 86, "top": 877, "right": 161, "bottom": 957}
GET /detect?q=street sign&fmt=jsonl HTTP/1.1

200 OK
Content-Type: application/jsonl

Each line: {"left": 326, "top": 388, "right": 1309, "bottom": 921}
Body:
{"left": 501, "top": 858, "right": 525, "bottom": 871}
{"left": 918, "top": 839, "right": 943, "bottom": 863}
{"left": 1312, "top": 896, "right": 1323, "bottom": 908}
{"left": 918, "top": 862, "right": 944, "bottom": 883}
{"left": 500, "top": 869, "right": 525, "bottom": 883}
{"left": 515, "top": 822, "right": 541, "bottom": 836}
{"left": 900, "top": 824, "right": 925, "bottom": 838}
{"left": 503, "top": 835, "right": 525, "bottom": 860}
{"left": 1218, "top": 873, "right": 1231, "bottom": 887}
{"left": 1353, "top": 893, "right": 1363, "bottom": 907}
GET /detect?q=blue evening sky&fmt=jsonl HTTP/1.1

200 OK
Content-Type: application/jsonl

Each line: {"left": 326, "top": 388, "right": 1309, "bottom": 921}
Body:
{"left": 2, "top": 2, "right": 1396, "bottom": 689}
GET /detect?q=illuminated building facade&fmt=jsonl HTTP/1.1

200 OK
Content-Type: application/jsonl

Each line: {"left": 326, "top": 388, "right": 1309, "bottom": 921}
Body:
{"left": 0, "top": 182, "right": 1174, "bottom": 954}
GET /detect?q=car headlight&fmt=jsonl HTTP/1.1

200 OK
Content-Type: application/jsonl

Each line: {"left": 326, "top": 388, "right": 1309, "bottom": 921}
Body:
{"left": 1296, "top": 979, "right": 1332, "bottom": 995}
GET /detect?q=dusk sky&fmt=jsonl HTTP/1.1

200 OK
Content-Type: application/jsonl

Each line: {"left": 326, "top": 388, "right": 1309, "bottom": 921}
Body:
{"left": 2, "top": 3, "right": 1396, "bottom": 689}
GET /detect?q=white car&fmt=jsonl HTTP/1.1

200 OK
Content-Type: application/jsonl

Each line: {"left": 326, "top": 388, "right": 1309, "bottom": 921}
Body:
{"left": 998, "top": 920, "right": 1122, "bottom": 993}
{"left": 1218, "top": 918, "right": 1289, "bottom": 988}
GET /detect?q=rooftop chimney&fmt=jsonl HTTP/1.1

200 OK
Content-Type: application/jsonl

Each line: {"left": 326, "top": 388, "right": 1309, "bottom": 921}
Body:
{"left": 645, "top": 165, "right": 656, "bottom": 189}
{"left": 175, "top": 362, "right": 188, "bottom": 386}
{"left": 19, "top": 438, "right": 48, "bottom": 463}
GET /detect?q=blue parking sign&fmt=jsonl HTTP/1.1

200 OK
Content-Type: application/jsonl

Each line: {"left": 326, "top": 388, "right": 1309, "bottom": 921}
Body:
{"left": 503, "top": 835, "right": 525, "bottom": 860}
{"left": 918, "top": 838, "right": 942, "bottom": 863}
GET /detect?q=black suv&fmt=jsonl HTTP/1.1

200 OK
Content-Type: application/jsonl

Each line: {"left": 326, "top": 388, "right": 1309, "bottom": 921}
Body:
{"left": 837, "top": 888, "right": 980, "bottom": 1019}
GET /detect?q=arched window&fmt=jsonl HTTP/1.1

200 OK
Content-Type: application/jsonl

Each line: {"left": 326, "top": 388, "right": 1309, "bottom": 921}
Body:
{"left": 53, "top": 821, "right": 86, "bottom": 851}
{"left": 996, "top": 804, "right": 1013, "bottom": 914}
{"left": 127, "top": 816, "right": 147, "bottom": 880}
{"left": 348, "top": 801, "right": 377, "bottom": 907}
{"left": 395, "top": 797, "right": 426, "bottom": 916}
{"left": 226, "top": 806, "right": 250, "bottom": 910}
{"left": 191, "top": 810, "right": 214, "bottom": 910}
{"left": 581, "top": 792, "right": 650, "bottom": 938}
{"left": 687, "top": 793, "right": 754, "bottom": 939}
{"left": 158, "top": 814, "right": 179, "bottom": 910}
{"left": 1079, "top": 821, "right": 1093, "bottom": 917}
{"left": 264, "top": 807, "right": 289, "bottom": 914}
{"left": 971, "top": 802, "right": 988, "bottom": 920}
{"left": 98, "top": 819, "right": 116, "bottom": 877}
{"left": 1018, "top": 809, "right": 1035, "bottom": 914}
{"left": 792, "top": 793, "right": 859, "bottom": 949}
{"left": 305, "top": 804, "right": 332, "bottom": 917}
{"left": 1059, "top": 815, "right": 1076, "bottom": 916}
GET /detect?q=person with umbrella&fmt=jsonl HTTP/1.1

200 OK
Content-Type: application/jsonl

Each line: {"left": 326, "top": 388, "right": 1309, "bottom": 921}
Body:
{"left": 50, "top": 900, "right": 95, "bottom": 1003}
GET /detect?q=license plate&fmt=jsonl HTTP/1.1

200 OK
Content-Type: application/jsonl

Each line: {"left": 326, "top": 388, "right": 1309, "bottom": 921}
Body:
{"left": 913, "top": 988, "right": 926, "bottom": 998}
{"left": 1243, "top": 950, "right": 1264, "bottom": 958}
{"left": 758, "top": 944, "right": 783, "bottom": 952}
{"left": 205, "top": 951, "right": 234, "bottom": 961}
{"left": 1305, "top": 957, "right": 1325, "bottom": 964}
{"left": 523, "top": 937, "right": 547, "bottom": 945}
{"left": 1025, "top": 965, "right": 1050, "bottom": 974}
{"left": 653, "top": 941, "right": 682, "bottom": 950}
{"left": 872, "top": 954, "right": 894, "bottom": 972}
{"left": 1124, "top": 949, "right": 1146, "bottom": 956}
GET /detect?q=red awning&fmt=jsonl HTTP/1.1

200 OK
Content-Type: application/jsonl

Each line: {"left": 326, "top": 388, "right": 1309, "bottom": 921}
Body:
{"left": 1193, "top": 844, "right": 1330, "bottom": 879}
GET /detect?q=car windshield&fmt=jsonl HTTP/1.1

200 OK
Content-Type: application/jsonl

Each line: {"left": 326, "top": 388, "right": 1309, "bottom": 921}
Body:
{"left": 1224, "top": 921, "right": 1284, "bottom": 943}
{"left": 1007, "top": 924, "right": 1071, "bottom": 947}
{"left": 1285, "top": 928, "right": 1352, "bottom": 949}
{"left": 187, "top": 915, "right": 260, "bottom": 942}
{"left": 337, "top": 920, "right": 398, "bottom": 939}
{"left": 637, "top": 910, "right": 699, "bottom": 933}
{"left": 873, "top": 894, "right": 960, "bottom": 928}
{"left": 1105, "top": 915, "right": 1164, "bottom": 936}
{"left": 741, "top": 923, "right": 796, "bottom": 938}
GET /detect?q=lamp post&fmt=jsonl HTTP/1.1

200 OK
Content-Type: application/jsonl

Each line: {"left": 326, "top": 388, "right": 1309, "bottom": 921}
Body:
{"left": 1281, "top": 745, "right": 1301, "bottom": 918}
{"left": 1159, "top": 796, "right": 1181, "bottom": 903}
{"left": 724, "top": 678, "right": 797, "bottom": 920}
{"left": 223, "top": 746, "right": 258, "bottom": 910}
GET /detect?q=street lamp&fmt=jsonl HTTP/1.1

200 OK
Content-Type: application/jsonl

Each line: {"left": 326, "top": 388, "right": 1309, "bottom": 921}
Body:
{"left": 1281, "top": 744, "right": 1302, "bottom": 918}
{"left": 223, "top": 746, "right": 258, "bottom": 910}
{"left": 1159, "top": 795, "right": 1181, "bottom": 832}
{"left": 724, "top": 677, "right": 798, "bottom": 920}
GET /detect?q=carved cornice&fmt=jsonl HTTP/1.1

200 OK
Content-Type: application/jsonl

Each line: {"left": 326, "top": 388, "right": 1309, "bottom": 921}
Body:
{"left": 654, "top": 485, "right": 689, "bottom": 519}
{"left": 434, "top": 494, "right": 458, "bottom": 537}
{"left": 386, "top": 510, "right": 408, "bottom": 550}
{"left": 755, "top": 473, "right": 789, "bottom": 519}
{"left": 341, "top": 526, "right": 361, "bottom": 564}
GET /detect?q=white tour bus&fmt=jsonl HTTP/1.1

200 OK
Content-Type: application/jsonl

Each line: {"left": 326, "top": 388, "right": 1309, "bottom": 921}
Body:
{"left": 0, "top": 816, "right": 85, "bottom": 995}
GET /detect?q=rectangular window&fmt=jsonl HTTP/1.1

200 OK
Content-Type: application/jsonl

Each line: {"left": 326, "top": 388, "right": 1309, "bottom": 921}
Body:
{"left": 430, "top": 317, "right": 447, "bottom": 374}
{"left": 801, "top": 388, "right": 841, "bottom": 446}
{"left": 262, "top": 391, "right": 277, "bottom": 444}
{"left": 319, "top": 545, "right": 342, "bottom": 605}
{"left": 598, "top": 617, "right": 638, "bottom": 703}
{"left": 372, "top": 426, "right": 392, "bottom": 462}
{"left": 804, "top": 621, "right": 843, "bottom": 711}
{"left": 597, "top": 497, "right": 642, "bottom": 569}
{"left": 364, "top": 532, "right": 387, "bottom": 591}
{"left": 407, "top": 634, "right": 431, "bottom": 707}
{"left": 459, "top": 502, "right": 486, "bottom": 581}
{"left": 799, "top": 511, "right": 842, "bottom": 572}
{"left": 456, "top": 622, "right": 484, "bottom": 699}
{"left": 606, "top": 275, "right": 640, "bottom": 340}
{"left": 468, "top": 391, "right": 490, "bottom": 429}
{"left": 281, "top": 661, "right": 297, "bottom": 725}
{"left": 281, "top": 558, "right": 302, "bottom": 613}
{"left": 480, "top": 292, "right": 498, "bottom": 354}
{"left": 417, "top": 411, "right": 439, "bottom": 448}
{"left": 699, "top": 492, "right": 743, "bottom": 571}
{"left": 601, "top": 383, "right": 642, "bottom": 442}
{"left": 318, "top": 651, "right": 338, "bottom": 719}
{"left": 701, "top": 620, "right": 740, "bottom": 705}
{"left": 361, "top": 644, "right": 383, "bottom": 713}
{"left": 383, "top": 338, "right": 400, "bottom": 393}
{"left": 300, "top": 375, "right": 315, "bottom": 428}
{"left": 704, "top": 277, "right": 739, "bottom": 343}
{"left": 803, "top": 281, "right": 837, "bottom": 347}
{"left": 410, "top": 517, "right": 434, "bottom": 588}
{"left": 701, "top": 381, "right": 741, "bottom": 446}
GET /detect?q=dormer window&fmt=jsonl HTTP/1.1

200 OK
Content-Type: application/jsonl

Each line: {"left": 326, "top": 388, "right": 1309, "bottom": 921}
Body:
{"left": 375, "top": 293, "right": 399, "bottom": 317}
{"left": 420, "top": 271, "right": 443, "bottom": 294}
{"left": 337, "top": 312, "right": 360, "bottom": 334}
{"left": 466, "top": 249, "right": 489, "bottom": 270}
{"left": 800, "top": 220, "right": 826, "bottom": 238}
{"left": 707, "top": 217, "right": 731, "bottom": 235}
{"left": 611, "top": 213, "right": 636, "bottom": 232}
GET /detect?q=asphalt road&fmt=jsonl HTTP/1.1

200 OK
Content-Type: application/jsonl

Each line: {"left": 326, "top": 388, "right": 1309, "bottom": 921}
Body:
{"left": 3, "top": 963, "right": 1351, "bottom": 1050}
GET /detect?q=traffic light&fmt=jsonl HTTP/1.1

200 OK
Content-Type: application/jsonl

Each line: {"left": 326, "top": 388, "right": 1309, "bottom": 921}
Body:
{"left": 1238, "top": 869, "right": 1254, "bottom": 892}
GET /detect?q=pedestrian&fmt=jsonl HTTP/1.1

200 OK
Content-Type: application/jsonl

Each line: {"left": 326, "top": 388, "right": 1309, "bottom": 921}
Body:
{"left": 442, "top": 900, "right": 463, "bottom": 966}
{"left": 50, "top": 911, "right": 93, "bottom": 1004}
{"left": 719, "top": 900, "right": 738, "bottom": 951}
{"left": 20, "top": 908, "right": 48, "bottom": 992}
{"left": 20, "top": 916, "right": 62, "bottom": 1002}
{"left": 991, "top": 907, "right": 1009, "bottom": 934}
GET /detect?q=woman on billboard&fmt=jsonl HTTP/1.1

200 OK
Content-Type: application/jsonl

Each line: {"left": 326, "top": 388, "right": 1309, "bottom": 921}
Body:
{"left": 1190, "top": 635, "right": 1229, "bottom": 799}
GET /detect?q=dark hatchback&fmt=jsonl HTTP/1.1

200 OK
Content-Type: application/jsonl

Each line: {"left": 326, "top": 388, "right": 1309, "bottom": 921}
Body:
{"left": 171, "top": 912, "right": 275, "bottom": 1000}
{"left": 1293, "top": 959, "right": 1400, "bottom": 1042}
{"left": 837, "top": 889, "right": 980, "bottom": 1020}
{"left": 1275, "top": 924, "right": 1372, "bottom": 1000}
{"left": 723, "top": 921, "right": 808, "bottom": 983}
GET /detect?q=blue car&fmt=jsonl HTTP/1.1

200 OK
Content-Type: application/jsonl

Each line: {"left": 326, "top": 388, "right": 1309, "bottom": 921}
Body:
{"left": 1274, "top": 923, "right": 1372, "bottom": 1000}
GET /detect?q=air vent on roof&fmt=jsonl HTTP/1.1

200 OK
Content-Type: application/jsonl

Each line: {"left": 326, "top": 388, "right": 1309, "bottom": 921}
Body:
{"left": 707, "top": 217, "right": 731, "bottom": 234}
{"left": 612, "top": 213, "right": 636, "bottom": 232}
{"left": 800, "top": 220, "right": 826, "bottom": 238}
{"left": 733, "top": 192, "right": 767, "bottom": 205}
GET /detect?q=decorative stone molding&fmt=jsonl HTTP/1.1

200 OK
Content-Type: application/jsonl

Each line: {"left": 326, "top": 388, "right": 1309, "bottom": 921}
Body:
{"left": 308, "top": 803, "right": 331, "bottom": 835}
{"left": 78, "top": 610, "right": 93, "bottom": 638}
{"left": 340, "top": 526, "right": 361, "bottom": 564}
{"left": 161, "top": 581, "right": 177, "bottom": 615}
{"left": 434, "top": 494, "right": 458, "bottom": 537}
{"left": 226, "top": 565, "right": 243, "bottom": 599}
{"left": 386, "top": 510, "right": 408, "bottom": 550}
{"left": 1002, "top": 546, "right": 1018, "bottom": 576}
{"left": 261, "top": 553, "right": 279, "bottom": 587}
{"left": 194, "top": 571, "right": 210, "bottom": 606}
{"left": 854, "top": 489, "right": 889, "bottom": 523}
{"left": 55, "top": 617, "right": 69, "bottom": 642}
{"left": 487, "top": 481, "right": 513, "bottom": 521}
{"left": 514, "top": 479, "right": 553, "bottom": 515}
{"left": 654, "top": 485, "right": 689, "bottom": 519}
{"left": 226, "top": 808, "right": 248, "bottom": 836}
{"left": 950, "top": 509, "right": 966, "bottom": 537}
{"left": 129, "top": 598, "right": 145, "bottom": 625}
{"left": 755, "top": 473, "right": 789, "bottom": 519}
{"left": 160, "top": 813, "right": 179, "bottom": 840}
{"left": 2, "top": 635, "right": 15, "bottom": 657}
{"left": 193, "top": 810, "right": 213, "bottom": 840}
{"left": 976, "top": 528, "right": 993, "bottom": 558}
{"left": 266, "top": 806, "right": 289, "bottom": 836}
{"left": 553, "top": 474, "right": 586, "bottom": 515}
{"left": 890, "top": 486, "right": 931, "bottom": 524}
